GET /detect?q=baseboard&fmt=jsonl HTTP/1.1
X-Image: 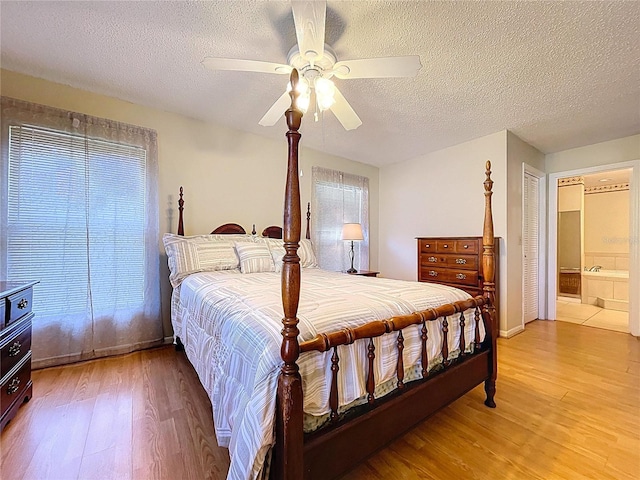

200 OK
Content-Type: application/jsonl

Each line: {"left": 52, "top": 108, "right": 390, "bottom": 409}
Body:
{"left": 500, "top": 324, "right": 525, "bottom": 338}
{"left": 163, "top": 335, "right": 175, "bottom": 345}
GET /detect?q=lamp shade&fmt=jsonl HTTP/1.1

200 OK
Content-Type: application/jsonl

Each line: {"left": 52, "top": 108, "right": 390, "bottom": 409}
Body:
{"left": 342, "top": 223, "right": 364, "bottom": 241}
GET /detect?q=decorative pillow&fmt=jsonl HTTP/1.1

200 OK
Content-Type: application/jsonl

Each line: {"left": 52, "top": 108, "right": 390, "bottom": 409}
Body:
{"left": 163, "top": 233, "right": 253, "bottom": 287}
{"left": 263, "top": 237, "right": 318, "bottom": 269}
{"left": 299, "top": 239, "right": 318, "bottom": 268}
{"left": 270, "top": 245, "right": 286, "bottom": 273}
{"left": 235, "top": 242, "right": 276, "bottom": 274}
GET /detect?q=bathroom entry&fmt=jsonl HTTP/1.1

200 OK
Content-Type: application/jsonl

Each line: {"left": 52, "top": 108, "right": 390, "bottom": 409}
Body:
{"left": 555, "top": 169, "right": 631, "bottom": 333}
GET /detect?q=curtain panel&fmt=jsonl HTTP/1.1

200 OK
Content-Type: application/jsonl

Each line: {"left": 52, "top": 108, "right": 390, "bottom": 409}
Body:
{"left": 0, "top": 97, "right": 162, "bottom": 368}
{"left": 311, "top": 166, "right": 370, "bottom": 272}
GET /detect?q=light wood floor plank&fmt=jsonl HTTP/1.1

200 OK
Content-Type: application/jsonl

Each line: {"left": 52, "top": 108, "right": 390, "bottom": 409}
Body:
{"left": 0, "top": 320, "right": 638, "bottom": 479}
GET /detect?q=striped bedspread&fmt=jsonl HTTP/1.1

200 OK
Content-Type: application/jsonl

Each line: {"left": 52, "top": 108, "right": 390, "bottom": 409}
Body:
{"left": 173, "top": 268, "right": 485, "bottom": 480}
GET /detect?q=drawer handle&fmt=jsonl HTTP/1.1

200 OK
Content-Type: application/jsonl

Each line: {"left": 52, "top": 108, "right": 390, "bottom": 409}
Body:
{"left": 456, "top": 273, "right": 467, "bottom": 280}
{"left": 425, "top": 244, "right": 430, "bottom": 248}
{"left": 7, "top": 377, "right": 20, "bottom": 395}
{"left": 428, "top": 256, "right": 437, "bottom": 263}
{"left": 443, "top": 244, "right": 449, "bottom": 248}
{"left": 18, "top": 298, "right": 29, "bottom": 309}
{"left": 463, "top": 245, "right": 469, "bottom": 249}
{"left": 429, "top": 270, "right": 438, "bottom": 277}
{"left": 8, "top": 341, "right": 22, "bottom": 357}
{"left": 455, "top": 258, "right": 467, "bottom": 264}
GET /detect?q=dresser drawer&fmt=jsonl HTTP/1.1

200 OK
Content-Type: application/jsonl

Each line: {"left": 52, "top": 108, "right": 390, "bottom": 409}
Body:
{"left": 418, "top": 239, "right": 437, "bottom": 253}
{"left": 441, "top": 254, "right": 478, "bottom": 270}
{"left": 435, "top": 240, "right": 454, "bottom": 252}
{"left": 6, "top": 287, "right": 33, "bottom": 327}
{"left": 420, "top": 267, "right": 480, "bottom": 287}
{"left": 420, "top": 253, "right": 478, "bottom": 270}
{"left": 1, "top": 318, "right": 32, "bottom": 379}
{"left": 1, "top": 353, "right": 31, "bottom": 414}
{"left": 455, "top": 240, "right": 479, "bottom": 254}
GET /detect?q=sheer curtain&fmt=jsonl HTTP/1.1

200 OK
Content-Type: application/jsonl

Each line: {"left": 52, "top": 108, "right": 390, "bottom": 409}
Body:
{"left": 311, "top": 167, "right": 369, "bottom": 272}
{"left": 1, "top": 97, "right": 162, "bottom": 368}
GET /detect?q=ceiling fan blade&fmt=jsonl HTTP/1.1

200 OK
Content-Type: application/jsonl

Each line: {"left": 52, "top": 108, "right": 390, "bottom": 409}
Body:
{"left": 259, "top": 91, "right": 292, "bottom": 127}
{"left": 292, "top": 0, "right": 326, "bottom": 63}
{"left": 202, "top": 57, "right": 292, "bottom": 75}
{"left": 330, "top": 87, "right": 362, "bottom": 131}
{"left": 332, "top": 56, "right": 422, "bottom": 79}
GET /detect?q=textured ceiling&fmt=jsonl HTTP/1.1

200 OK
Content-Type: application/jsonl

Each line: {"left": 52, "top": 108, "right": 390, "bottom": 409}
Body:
{"left": 1, "top": 1, "right": 639, "bottom": 167}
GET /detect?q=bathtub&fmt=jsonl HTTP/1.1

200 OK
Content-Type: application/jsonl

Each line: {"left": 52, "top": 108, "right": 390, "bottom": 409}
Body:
{"left": 581, "top": 269, "right": 629, "bottom": 311}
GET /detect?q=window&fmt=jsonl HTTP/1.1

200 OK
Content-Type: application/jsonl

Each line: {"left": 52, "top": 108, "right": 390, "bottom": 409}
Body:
{"left": 1, "top": 97, "right": 162, "bottom": 368}
{"left": 312, "top": 167, "right": 369, "bottom": 272}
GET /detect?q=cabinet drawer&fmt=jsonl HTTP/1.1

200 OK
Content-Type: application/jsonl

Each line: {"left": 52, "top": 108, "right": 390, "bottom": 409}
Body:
{"left": 441, "top": 254, "right": 478, "bottom": 270}
{"left": 420, "top": 254, "right": 478, "bottom": 270}
{"left": 420, "top": 254, "right": 440, "bottom": 266}
{"left": 6, "top": 287, "right": 33, "bottom": 326}
{"left": 1, "top": 354, "right": 31, "bottom": 414}
{"left": 420, "top": 267, "right": 480, "bottom": 287}
{"left": 1, "top": 321, "right": 32, "bottom": 379}
{"left": 435, "top": 240, "right": 454, "bottom": 252}
{"left": 455, "top": 240, "right": 479, "bottom": 254}
{"left": 418, "top": 239, "right": 436, "bottom": 253}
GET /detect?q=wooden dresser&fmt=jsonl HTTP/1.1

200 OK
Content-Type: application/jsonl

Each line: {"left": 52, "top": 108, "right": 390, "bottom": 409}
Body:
{"left": 417, "top": 237, "right": 498, "bottom": 314}
{"left": 1, "top": 281, "right": 37, "bottom": 431}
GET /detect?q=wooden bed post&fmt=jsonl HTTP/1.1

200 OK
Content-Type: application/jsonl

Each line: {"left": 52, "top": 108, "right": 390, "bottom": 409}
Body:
{"left": 177, "top": 186, "right": 184, "bottom": 236}
{"left": 274, "top": 69, "right": 304, "bottom": 480}
{"left": 482, "top": 160, "right": 498, "bottom": 408}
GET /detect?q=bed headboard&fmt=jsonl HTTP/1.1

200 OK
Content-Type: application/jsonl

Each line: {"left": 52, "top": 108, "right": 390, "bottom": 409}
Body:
{"left": 211, "top": 223, "right": 247, "bottom": 235}
{"left": 176, "top": 191, "right": 310, "bottom": 240}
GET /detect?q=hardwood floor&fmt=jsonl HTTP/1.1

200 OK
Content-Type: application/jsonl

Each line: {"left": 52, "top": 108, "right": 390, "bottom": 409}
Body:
{"left": 1, "top": 320, "right": 638, "bottom": 480}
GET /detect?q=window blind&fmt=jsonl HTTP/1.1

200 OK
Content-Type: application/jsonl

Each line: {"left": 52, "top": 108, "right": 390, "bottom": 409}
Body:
{"left": 312, "top": 167, "right": 369, "bottom": 272}
{"left": 7, "top": 125, "right": 147, "bottom": 317}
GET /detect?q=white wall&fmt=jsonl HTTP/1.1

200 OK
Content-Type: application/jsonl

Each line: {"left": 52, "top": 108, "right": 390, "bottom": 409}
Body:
{"left": 1, "top": 69, "right": 380, "bottom": 336}
{"left": 506, "top": 132, "right": 545, "bottom": 334}
{"left": 379, "top": 131, "right": 509, "bottom": 332}
{"left": 546, "top": 135, "right": 640, "bottom": 173}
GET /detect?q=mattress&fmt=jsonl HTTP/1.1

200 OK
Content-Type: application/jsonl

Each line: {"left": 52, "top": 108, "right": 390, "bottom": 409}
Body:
{"left": 173, "top": 268, "right": 485, "bottom": 480}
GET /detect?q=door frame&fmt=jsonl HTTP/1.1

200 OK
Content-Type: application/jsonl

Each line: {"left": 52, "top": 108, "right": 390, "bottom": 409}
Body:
{"left": 522, "top": 164, "right": 546, "bottom": 326}
{"left": 547, "top": 159, "right": 640, "bottom": 336}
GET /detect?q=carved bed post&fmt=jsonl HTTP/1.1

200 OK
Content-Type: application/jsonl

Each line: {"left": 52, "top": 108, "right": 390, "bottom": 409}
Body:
{"left": 273, "top": 69, "right": 304, "bottom": 480}
{"left": 482, "top": 160, "right": 498, "bottom": 408}
{"left": 306, "top": 202, "right": 311, "bottom": 240}
{"left": 177, "top": 186, "right": 184, "bottom": 236}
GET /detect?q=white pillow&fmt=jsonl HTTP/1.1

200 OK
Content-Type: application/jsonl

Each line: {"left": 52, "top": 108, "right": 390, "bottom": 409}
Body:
{"left": 235, "top": 242, "right": 276, "bottom": 273}
{"left": 263, "top": 238, "right": 318, "bottom": 269}
{"left": 299, "top": 239, "right": 318, "bottom": 268}
{"left": 270, "top": 245, "right": 286, "bottom": 273}
{"left": 163, "top": 233, "right": 253, "bottom": 287}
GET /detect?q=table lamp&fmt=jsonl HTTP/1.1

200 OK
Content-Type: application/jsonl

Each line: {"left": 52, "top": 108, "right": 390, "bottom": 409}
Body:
{"left": 342, "top": 223, "right": 364, "bottom": 273}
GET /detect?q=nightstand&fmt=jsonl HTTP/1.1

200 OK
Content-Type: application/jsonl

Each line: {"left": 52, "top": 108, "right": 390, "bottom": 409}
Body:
{"left": 346, "top": 270, "right": 379, "bottom": 277}
{"left": 1, "top": 281, "right": 37, "bottom": 431}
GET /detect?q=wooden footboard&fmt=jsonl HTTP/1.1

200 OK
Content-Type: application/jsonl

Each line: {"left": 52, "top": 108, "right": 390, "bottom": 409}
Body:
{"left": 272, "top": 69, "right": 498, "bottom": 480}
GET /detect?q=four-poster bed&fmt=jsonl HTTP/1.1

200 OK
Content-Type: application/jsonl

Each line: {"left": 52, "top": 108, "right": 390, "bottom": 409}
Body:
{"left": 164, "top": 69, "right": 497, "bottom": 480}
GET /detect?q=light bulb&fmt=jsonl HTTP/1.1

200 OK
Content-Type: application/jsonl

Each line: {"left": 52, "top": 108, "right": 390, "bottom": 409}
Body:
{"left": 286, "top": 79, "right": 311, "bottom": 113}
{"left": 314, "top": 77, "right": 335, "bottom": 111}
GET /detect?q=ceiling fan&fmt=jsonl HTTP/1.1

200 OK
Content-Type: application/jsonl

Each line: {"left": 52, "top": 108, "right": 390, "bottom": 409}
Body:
{"left": 201, "top": 0, "right": 422, "bottom": 130}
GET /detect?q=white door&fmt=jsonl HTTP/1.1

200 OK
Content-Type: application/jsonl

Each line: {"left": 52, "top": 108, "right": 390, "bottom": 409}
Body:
{"left": 523, "top": 171, "right": 539, "bottom": 323}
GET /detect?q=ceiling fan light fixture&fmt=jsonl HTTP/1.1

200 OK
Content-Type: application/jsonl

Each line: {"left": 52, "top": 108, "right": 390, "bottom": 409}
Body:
{"left": 314, "top": 77, "right": 335, "bottom": 111}
{"left": 287, "top": 79, "right": 311, "bottom": 113}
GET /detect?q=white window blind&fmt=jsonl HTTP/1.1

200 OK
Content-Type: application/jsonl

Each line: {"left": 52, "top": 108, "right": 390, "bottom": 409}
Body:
{"left": 312, "top": 167, "right": 369, "bottom": 272}
{"left": 7, "top": 125, "right": 146, "bottom": 316}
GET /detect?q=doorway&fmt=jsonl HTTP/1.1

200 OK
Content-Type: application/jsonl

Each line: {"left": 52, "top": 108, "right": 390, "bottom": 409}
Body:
{"left": 548, "top": 161, "right": 640, "bottom": 336}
